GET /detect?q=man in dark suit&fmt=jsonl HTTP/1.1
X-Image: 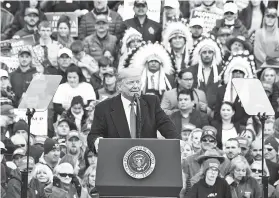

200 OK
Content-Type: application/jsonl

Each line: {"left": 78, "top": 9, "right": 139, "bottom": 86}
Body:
{"left": 87, "top": 67, "right": 179, "bottom": 152}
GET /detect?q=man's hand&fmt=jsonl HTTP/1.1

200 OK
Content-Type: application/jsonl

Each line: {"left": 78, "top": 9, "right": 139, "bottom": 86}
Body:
{"left": 94, "top": 137, "right": 103, "bottom": 153}
{"left": 199, "top": 102, "right": 207, "bottom": 112}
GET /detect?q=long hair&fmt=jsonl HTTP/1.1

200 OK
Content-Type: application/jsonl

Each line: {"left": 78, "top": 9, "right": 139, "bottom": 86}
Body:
{"left": 82, "top": 164, "right": 97, "bottom": 188}
{"left": 31, "top": 163, "right": 53, "bottom": 184}
{"left": 219, "top": 101, "right": 236, "bottom": 123}
{"left": 66, "top": 64, "right": 86, "bottom": 83}
{"left": 227, "top": 155, "right": 252, "bottom": 177}
{"left": 260, "top": 67, "right": 278, "bottom": 84}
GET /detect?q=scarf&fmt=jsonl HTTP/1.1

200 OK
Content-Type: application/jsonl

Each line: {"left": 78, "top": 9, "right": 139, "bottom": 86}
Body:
{"left": 71, "top": 109, "right": 84, "bottom": 132}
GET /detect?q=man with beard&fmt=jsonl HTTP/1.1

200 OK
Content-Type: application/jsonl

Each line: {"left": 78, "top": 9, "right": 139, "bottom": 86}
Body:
{"left": 65, "top": 130, "right": 85, "bottom": 176}
{"left": 189, "top": 18, "right": 204, "bottom": 43}
{"left": 38, "top": 138, "right": 61, "bottom": 173}
{"left": 161, "top": 68, "right": 209, "bottom": 116}
{"left": 170, "top": 89, "right": 209, "bottom": 134}
{"left": 10, "top": 47, "right": 37, "bottom": 107}
{"left": 224, "top": 138, "right": 241, "bottom": 160}
{"left": 14, "top": 8, "right": 40, "bottom": 42}
{"left": 123, "top": 0, "right": 162, "bottom": 43}
{"left": 250, "top": 139, "right": 279, "bottom": 186}
{"left": 88, "top": 67, "right": 178, "bottom": 153}
{"left": 182, "top": 128, "right": 231, "bottom": 196}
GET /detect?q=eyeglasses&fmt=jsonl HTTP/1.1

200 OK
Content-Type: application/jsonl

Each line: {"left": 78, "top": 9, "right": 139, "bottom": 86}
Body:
{"left": 266, "top": 14, "right": 276, "bottom": 19}
{"left": 225, "top": 12, "right": 234, "bottom": 15}
{"left": 251, "top": 169, "right": 263, "bottom": 174}
{"left": 23, "top": 168, "right": 33, "bottom": 173}
{"left": 252, "top": 149, "right": 262, "bottom": 152}
{"left": 59, "top": 173, "right": 74, "bottom": 178}
{"left": 202, "top": 139, "right": 215, "bottom": 143}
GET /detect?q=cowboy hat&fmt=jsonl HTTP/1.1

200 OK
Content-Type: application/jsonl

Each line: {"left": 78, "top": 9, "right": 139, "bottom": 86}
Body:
{"left": 197, "top": 149, "right": 225, "bottom": 164}
{"left": 226, "top": 35, "right": 252, "bottom": 53}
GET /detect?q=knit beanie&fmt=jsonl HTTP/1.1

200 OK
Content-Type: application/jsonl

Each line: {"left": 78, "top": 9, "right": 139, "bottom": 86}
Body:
{"left": 13, "top": 119, "right": 28, "bottom": 133}
{"left": 265, "top": 136, "right": 279, "bottom": 153}
{"left": 57, "top": 15, "right": 71, "bottom": 30}
{"left": 44, "top": 138, "right": 59, "bottom": 155}
{"left": 203, "top": 158, "right": 220, "bottom": 173}
{"left": 71, "top": 95, "right": 84, "bottom": 107}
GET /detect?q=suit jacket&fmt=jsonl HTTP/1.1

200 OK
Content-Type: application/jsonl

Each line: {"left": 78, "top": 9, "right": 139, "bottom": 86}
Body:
{"left": 161, "top": 88, "right": 208, "bottom": 115}
{"left": 211, "top": 120, "right": 244, "bottom": 149}
{"left": 170, "top": 110, "right": 209, "bottom": 134}
{"left": 87, "top": 94, "right": 179, "bottom": 152}
{"left": 214, "top": 85, "right": 250, "bottom": 126}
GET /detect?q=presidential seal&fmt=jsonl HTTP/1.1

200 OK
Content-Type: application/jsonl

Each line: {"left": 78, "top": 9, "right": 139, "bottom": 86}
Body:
{"left": 123, "top": 146, "right": 156, "bottom": 179}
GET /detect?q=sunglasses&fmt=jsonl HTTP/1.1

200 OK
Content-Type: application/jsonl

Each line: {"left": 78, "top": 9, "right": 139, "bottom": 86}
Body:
{"left": 251, "top": 169, "right": 263, "bottom": 174}
{"left": 202, "top": 139, "right": 215, "bottom": 143}
{"left": 16, "top": 144, "right": 26, "bottom": 148}
{"left": 225, "top": 12, "right": 234, "bottom": 15}
{"left": 59, "top": 173, "right": 74, "bottom": 178}
{"left": 265, "top": 148, "right": 273, "bottom": 152}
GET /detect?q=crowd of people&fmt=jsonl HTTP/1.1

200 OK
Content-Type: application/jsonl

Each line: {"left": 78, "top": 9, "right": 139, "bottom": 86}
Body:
{"left": 1, "top": 0, "right": 279, "bottom": 197}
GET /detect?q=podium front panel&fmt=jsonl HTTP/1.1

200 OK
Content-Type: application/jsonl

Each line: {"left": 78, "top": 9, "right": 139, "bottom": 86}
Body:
{"left": 96, "top": 139, "right": 182, "bottom": 197}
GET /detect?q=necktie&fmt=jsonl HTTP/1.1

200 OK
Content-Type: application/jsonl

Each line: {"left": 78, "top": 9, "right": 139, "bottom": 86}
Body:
{"left": 42, "top": 45, "right": 48, "bottom": 60}
{"left": 151, "top": 75, "right": 155, "bottom": 89}
{"left": 130, "top": 102, "right": 136, "bottom": 138}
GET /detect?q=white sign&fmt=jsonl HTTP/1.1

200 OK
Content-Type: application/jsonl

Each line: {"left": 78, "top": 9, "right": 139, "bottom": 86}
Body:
{"left": 14, "top": 109, "right": 48, "bottom": 136}
{"left": 0, "top": 56, "right": 19, "bottom": 73}
{"left": 123, "top": 0, "right": 161, "bottom": 23}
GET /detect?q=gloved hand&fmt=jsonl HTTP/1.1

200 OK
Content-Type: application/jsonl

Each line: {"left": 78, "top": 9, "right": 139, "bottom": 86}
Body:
{"left": 71, "top": 175, "right": 81, "bottom": 197}
{"left": 53, "top": 176, "right": 61, "bottom": 188}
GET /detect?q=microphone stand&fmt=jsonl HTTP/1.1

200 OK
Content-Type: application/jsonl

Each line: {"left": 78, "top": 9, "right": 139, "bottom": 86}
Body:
{"left": 21, "top": 108, "right": 35, "bottom": 198}
{"left": 134, "top": 94, "right": 142, "bottom": 138}
{"left": 257, "top": 112, "right": 268, "bottom": 198}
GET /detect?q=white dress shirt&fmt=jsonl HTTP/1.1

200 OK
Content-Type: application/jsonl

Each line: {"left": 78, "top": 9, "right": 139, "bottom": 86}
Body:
{"left": 121, "top": 95, "right": 136, "bottom": 134}
{"left": 147, "top": 71, "right": 159, "bottom": 90}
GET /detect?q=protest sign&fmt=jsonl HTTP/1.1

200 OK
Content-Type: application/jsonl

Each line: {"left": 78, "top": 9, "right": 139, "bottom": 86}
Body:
{"left": 190, "top": 10, "right": 223, "bottom": 33}
{"left": 45, "top": 12, "right": 78, "bottom": 37}
{"left": 123, "top": 0, "right": 161, "bottom": 23}
{"left": 0, "top": 35, "right": 35, "bottom": 56}
{"left": 0, "top": 56, "right": 19, "bottom": 73}
{"left": 14, "top": 109, "right": 48, "bottom": 136}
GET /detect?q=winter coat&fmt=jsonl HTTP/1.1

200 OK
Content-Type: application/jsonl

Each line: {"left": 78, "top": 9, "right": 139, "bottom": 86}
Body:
{"left": 6, "top": 169, "right": 46, "bottom": 198}
{"left": 83, "top": 33, "right": 117, "bottom": 63}
{"left": 44, "top": 183, "right": 79, "bottom": 198}
{"left": 79, "top": 9, "right": 123, "bottom": 40}
{"left": 211, "top": 19, "right": 248, "bottom": 39}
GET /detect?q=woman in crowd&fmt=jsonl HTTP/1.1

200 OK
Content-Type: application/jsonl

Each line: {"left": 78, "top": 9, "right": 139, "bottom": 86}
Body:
{"left": 250, "top": 161, "right": 279, "bottom": 198}
{"left": 45, "top": 162, "right": 82, "bottom": 198}
{"left": 53, "top": 64, "right": 96, "bottom": 121}
{"left": 97, "top": 68, "right": 118, "bottom": 101}
{"left": 81, "top": 165, "right": 99, "bottom": 198}
{"left": 260, "top": 68, "right": 279, "bottom": 115}
{"left": 181, "top": 141, "right": 193, "bottom": 163}
{"left": 240, "top": 128, "right": 256, "bottom": 147}
{"left": 31, "top": 163, "right": 53, "bottom": 187}
{"left": 211, "top": 102, "right": 243, "bottom": 149}
{"left": 61, "top": 95, "right": 88, "bottom": 132}
{"left": 225, "top": 156, "right": 261, "bottom": 198}
{"left": 188, "top": 128, "right": 203, "bottom": 153}
{"left": 55, "top": 15, "right": 74, "bottom": 48}
{"left": 187, "top": 150, "right": 231, "bottom": 198}
{"left": 254, "top": 7, "right": 279, "bottom": 68}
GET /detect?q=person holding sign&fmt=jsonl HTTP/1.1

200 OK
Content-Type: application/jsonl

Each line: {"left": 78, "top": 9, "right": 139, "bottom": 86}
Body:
{"left": 123, "top": 0, "right": 162, "bottom": 43}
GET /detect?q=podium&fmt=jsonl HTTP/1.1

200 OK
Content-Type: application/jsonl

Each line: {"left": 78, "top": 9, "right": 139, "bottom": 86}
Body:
{"left": 96, "top": 138, "right": 182, "bottom": 197}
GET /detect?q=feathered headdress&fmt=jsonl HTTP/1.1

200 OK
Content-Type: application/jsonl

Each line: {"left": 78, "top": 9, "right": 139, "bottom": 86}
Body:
{"left": 121, "top": 27, "right": 143, "bottom": 55}
{"left": 221, "top": 51, "right": 256, "bottom": 103}
{"left": 125, "top": 41, "right": 175, "bottom": 95}
{"left": 190, "top": 34, "right": 223, "bottom": 87}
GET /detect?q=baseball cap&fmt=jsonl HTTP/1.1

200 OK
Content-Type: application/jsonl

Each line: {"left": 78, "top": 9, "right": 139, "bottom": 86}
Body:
{"left": 96, "top": 14, "right": 109, "bottom": 23}
{"left": 25, "top": 8, "right": 39, "bottom": 16}
{"left": 0, "top": 141, "right": 7, "bottom": 152}
{"left": 12, "top": 148, "right": 26, "bottom": 158}
{"left": 134, "top": 0, "right": 147, "bottom": 6}
{"left": 182, "top": 123, "right": 196, "bottom": 132}
{"left": 67, "top": 130, "right": 80, "bottom": 141}
{"left": 58, "top": 48, "right": 73, "bottom": 58}
{"left": 236, "top": 137, "right": 249, "bottom": 149}
{"left": 34, "top": 136, "right": 47, "bottom": 146}
{"left": 0, "top": 69, "right": 9, "bottom": 78}
{"left": 201, "top": 126, "right": 217, "bottom": 141}
{"left": 104, "top": 68, "right": 117, "bottom": 76}
{"left": 1, "top": 104, "right": 16, "bottom": 117}
{"left": 224, "top": 2, "right": 238, "bottom": 14}
{"left": 0, "top": 42, "right": 12, "bottom": 50}
{"left": 190, "top": 18, "right": 204, "bottom": 28}
{"left": 18, "top": 47, "right": 31, "bottom": 56}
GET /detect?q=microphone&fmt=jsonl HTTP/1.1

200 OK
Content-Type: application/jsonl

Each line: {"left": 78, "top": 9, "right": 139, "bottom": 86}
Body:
{"left": 133, "top": 93, "right": 141, "bottom": 138}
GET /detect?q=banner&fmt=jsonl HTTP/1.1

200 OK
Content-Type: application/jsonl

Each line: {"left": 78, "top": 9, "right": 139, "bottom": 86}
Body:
{"left": 14, "top": 109, "right": 48, "bottom": 136}
{"left": 45, "top": 12, "right": 78, "bottom": 37}
{"left": 0, "top": 35, "right": 35, "bottom": 56}
{"left": 123, "top": 0, "right": 161, "bottom": 23}
{"left": 190, "top": 10, "right": 223, "bottom": 33}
